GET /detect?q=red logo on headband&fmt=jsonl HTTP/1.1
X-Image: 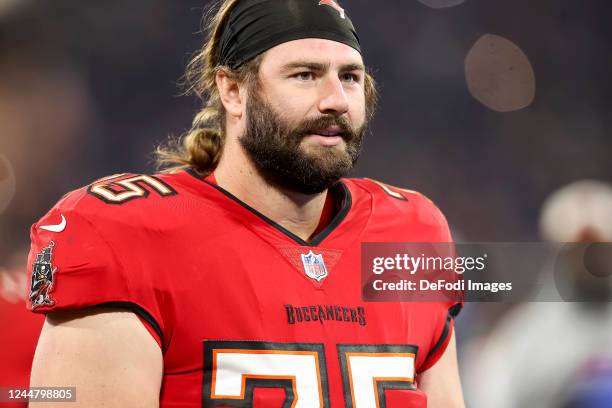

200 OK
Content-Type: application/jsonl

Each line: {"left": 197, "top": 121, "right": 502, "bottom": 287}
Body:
{"left": 318, "top": 0, "right": 346, "bottom": 19}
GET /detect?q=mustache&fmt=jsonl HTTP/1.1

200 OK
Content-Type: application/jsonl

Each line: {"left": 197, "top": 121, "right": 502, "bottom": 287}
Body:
{"left": 293, "top": 115, "right": 356, "bottom": 140}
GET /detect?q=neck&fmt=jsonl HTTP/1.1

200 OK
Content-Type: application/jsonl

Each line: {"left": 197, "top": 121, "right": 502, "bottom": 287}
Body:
{"left": 214, "top": 140, "right": 329, "bottom": 242}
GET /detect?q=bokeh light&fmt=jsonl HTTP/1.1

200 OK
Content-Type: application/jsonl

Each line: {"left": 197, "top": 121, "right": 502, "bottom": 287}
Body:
{"left": 0, "top": 0, "right": 27, "bottom": 19}
{"left": 417, "top": 0, "right": 466, "bottom": 9}
{"left": 465, "top": 34, "right": 536, "bottom": 112}
{"left": 0, "top": 153, "right": 16, "bottom": 215}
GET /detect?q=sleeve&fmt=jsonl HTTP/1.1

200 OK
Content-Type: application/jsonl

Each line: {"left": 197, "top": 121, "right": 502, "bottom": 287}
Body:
{"left": 419, "top": 302, "right": 462, "bottom": 372}
{"left": 418, "top": 196, "right": 464, "bottom": 372}
{"left": 26, "top": 194, "right": 165, "bottom": 348}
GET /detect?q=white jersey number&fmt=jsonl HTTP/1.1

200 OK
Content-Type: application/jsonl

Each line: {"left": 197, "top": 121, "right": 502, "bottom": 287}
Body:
{"left": 203, "top": 341, "right": 418, "bottom": 408}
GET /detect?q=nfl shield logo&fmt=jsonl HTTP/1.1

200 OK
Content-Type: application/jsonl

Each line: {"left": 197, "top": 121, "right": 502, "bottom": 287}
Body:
{"left": 301, "top": 250, "right": 329, "bottom": 282}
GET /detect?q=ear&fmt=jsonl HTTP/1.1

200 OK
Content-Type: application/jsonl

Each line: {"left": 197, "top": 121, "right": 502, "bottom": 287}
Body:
{"left": 216, "top": 70, "right": 244, "bottom": 119}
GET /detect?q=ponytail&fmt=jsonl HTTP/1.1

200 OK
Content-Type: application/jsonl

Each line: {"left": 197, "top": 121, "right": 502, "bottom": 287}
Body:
{"left": 155, "top": 127, "right": 224, "bottom": 177}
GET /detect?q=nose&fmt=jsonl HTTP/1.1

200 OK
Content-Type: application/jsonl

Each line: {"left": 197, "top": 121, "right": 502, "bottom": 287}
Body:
{"left": 317, "top": 75, "right": 349, "bottom": 116}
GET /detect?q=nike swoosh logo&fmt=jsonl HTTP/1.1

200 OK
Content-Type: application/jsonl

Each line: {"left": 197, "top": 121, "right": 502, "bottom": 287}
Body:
{"left": 40, "top": 214, "right": 67, "bottom": 233}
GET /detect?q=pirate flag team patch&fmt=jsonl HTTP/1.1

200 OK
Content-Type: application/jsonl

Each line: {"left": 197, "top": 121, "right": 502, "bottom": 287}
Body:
{"left": 29, "top": 241, "right": 57, "bottom": 310}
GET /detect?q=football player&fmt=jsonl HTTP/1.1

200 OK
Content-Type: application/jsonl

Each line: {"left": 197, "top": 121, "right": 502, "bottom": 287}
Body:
{"left": 28, "top": 0, "right": 464, "bottom": 406}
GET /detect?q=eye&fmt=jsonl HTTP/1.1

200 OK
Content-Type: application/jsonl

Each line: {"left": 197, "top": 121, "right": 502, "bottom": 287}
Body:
{"left": 294, "top": 71, "right": 315, "bottom": 81}
{"left": 341, "top": 73, "right": 360, "bottom": 83}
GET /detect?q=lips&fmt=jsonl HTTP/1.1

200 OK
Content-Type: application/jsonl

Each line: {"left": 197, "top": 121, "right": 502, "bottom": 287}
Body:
{"left": 310, "top": 127, "right": 343, "bottom": 137}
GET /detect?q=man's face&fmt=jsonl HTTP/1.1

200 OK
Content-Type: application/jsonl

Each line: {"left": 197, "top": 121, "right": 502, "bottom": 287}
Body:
{"left": 239, "top": 39, "right": 370, "bottom": 195}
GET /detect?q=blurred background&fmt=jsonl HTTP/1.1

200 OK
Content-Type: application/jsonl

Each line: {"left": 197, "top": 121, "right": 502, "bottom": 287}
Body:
{"left": 1, "top": 0, "right": 611, "bottom": 407}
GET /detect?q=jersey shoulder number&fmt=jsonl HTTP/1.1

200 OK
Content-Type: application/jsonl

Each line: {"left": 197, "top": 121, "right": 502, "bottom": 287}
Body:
{"left": 362, "top": 177, "right": 433, "bottom": 203}
{"left": 86, "top": 173, "right": 177, "bottom": 205}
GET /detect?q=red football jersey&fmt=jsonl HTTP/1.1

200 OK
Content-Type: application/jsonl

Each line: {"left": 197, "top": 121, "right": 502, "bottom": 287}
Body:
{"left": 27, "top": 170, "right": 461, "bottom": 407}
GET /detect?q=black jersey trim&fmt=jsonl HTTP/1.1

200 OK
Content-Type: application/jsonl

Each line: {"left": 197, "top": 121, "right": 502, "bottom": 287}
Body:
{"left": 94, "top": 301, "right": 163, "bottom": 347}
{"left": 425, "top": 303, "right": 462, "bottom": 363}
{"left": 449, "top": 302, "right": 463, "bottom": 318}
{"left": 185, "top": 168, "right": 352, "bottom": 246}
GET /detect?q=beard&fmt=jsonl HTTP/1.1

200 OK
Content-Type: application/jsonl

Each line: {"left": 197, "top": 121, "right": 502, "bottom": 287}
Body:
{"left": 239, "top": 88, "right": 368, "bottom": 195}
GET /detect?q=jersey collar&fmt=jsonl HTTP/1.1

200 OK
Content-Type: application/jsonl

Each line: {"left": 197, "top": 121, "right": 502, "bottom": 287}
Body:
{"left": 185, "top": 168, "right": 352, "bottom": 247}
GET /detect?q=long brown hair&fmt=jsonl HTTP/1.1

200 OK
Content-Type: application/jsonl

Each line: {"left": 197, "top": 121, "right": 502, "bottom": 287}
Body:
{"left": 155, "top": 0, "right": 379, "bottom": 176}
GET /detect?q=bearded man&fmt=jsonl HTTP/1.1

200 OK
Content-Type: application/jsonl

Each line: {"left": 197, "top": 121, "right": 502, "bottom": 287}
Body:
{"left": 28, "top": 1, "right": 464, "bottom": 406}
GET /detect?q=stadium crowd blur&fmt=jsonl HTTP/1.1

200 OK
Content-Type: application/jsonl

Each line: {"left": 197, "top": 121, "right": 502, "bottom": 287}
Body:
{"left": 1, "top": 1, "right": 611, "bottom": 406}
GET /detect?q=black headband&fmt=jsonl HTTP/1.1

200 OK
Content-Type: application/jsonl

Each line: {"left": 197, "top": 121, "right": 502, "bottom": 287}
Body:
{"left": 219, "top": 0, "right": 361, "bottom": 69}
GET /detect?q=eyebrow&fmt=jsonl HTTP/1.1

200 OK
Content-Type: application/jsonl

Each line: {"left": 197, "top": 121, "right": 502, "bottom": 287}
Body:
{"left": 280, "top": 61, "right": 365, "bottom": 73}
